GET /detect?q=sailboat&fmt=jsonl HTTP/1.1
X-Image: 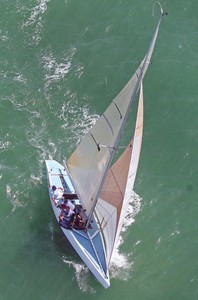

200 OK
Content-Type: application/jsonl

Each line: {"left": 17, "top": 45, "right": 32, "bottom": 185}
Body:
{"left": 46, "top": 6, "right": 165, "bottom": 288}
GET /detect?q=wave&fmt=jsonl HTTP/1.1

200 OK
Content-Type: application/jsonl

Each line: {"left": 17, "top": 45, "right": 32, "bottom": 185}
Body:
{"left": 110, "top": 192, "right": 142, "bottom": 281}
{"left": 0, "top": 133, "right": 12, "bottom": 153}
{"left": 22, "top": 0, "right": 50, "bottom": 45}
{"left": 13, "top": 73, "right": 27, "bottom": 84}
{"left": 6, "top": 184, "right": 27, "bottom": 215}
{"left": 41, "top": 48, "right": 76, "bottom": 98}
{"left": 0, "top": 29, "right": 9, "bottom": 41}
{"left": 59, "top": 98, "right": 99, "bottom": 151}
{"left": 62, "top": 257, "right": 96, "bottom": 293}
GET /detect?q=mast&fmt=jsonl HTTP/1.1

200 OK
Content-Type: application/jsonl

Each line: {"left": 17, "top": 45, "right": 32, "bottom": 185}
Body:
{"left": 86, "top": 7, "right": 165, "bottom": 227}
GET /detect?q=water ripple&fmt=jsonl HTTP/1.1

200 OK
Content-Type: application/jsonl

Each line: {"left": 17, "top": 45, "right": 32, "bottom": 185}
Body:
{"left": 22, "top": 0, "right": 50, "bottom": 45}
{"left": 41, "top": 48, "right": 76, "bottom": 98}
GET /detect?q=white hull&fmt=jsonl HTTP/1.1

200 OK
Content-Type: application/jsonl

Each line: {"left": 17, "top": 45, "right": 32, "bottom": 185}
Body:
{"left": 45, "top": 160, "right": 110, "bottom": 288}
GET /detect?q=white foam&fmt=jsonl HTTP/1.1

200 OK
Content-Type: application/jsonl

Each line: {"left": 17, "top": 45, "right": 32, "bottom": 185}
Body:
{"left": 6, "top": 184, "right": 26, "bottom": 215}
{"left": 30, "top": 174, "right": 42, "bottom": 184}
{"left": 13, "top": 73, "right": 27, "bottom": 84}
{"left": 0, "top": 29, "right": 9, "bottom": 41}
{"left": 75, "top": 65, "right": 84, "bottom": 79}
{"left": 170, "top": 230, "right": 180, "bottom": 236}
{"left": 62, "top": 257, "right": 96, "bottom": 293}
{"left": 22, "top": 0, "right": 49, "bottom": 45}
{"left": 110, "top": 248, "right": 133, "bottom": 281}
{"left": 110, "top": 192, "right": 142, "bottom": 281}
{"left": 45, "top": 61, "right": 71, "bottom": 83}
{"left": 0, "top": 140, "right": 11, "bottom": 151}
{"left": 41, "top": 48, "right": 76, "bottom": 97}
{"left": 23, "top": 0, "right": 49, "bottom": 27}
{"left": 59, "top": 98, "right": 99, "bottom": 151}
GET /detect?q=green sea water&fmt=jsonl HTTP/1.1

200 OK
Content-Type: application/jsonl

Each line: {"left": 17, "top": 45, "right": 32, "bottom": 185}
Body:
{"left": 0, "top": 0, "right": 198, "bottom": 299}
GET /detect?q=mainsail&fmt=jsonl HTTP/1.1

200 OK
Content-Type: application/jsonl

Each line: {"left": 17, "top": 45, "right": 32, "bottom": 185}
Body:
{"left": 66, "top": 12, "right": 163, "bottom": 220}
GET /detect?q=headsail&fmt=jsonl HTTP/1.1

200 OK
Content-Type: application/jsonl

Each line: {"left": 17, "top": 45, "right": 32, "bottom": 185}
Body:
{"left": 96, "top": 83, "right": 143, "bottom": 265}
{"left": 66, "top": 11, "right": 163, "bottom": 219}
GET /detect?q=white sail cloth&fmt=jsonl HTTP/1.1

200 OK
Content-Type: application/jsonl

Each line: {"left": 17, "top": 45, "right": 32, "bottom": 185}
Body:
{"left": 66, "top": 14, "right": 162, "bottom": 217}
